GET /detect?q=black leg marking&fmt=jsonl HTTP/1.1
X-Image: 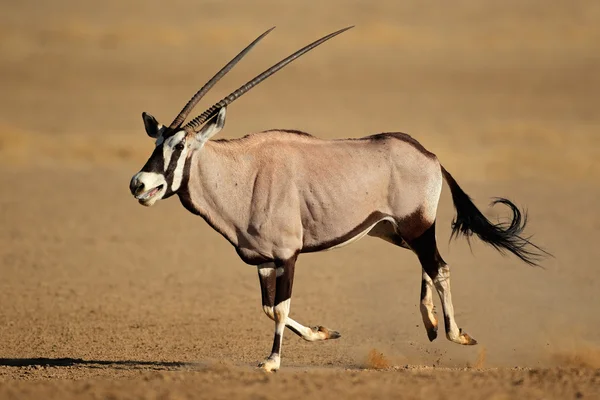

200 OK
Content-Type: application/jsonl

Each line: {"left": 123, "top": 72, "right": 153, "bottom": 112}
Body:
{"left": 420, "top": 278, "right": 428, "bottom": 302}
{"left": 274, "top": 255, "right": 296, "bottom": 307}
{"left": 444, "top": 315, "right": 452, "bottom": 335}
{"left": 286, "top": 324, "right": 302, "bottom": 337}
{"left": 409, "top": 222, "right": 446, "bottom": 281}
{"left": 271, "top": 333, "right": 282, "bottom": 355}
{"left": 258, "top": 267, "right": 276, "bottom": 309}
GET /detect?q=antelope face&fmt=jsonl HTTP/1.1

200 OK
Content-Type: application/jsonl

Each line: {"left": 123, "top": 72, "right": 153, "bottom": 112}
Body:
{"left": 129, "top": 108, "right": 226, "bottom": 207}
{"left": 129, "top": 113, "right": 189, "bottom": 206}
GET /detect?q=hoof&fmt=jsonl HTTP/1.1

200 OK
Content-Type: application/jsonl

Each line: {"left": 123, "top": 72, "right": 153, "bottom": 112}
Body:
{"left": 461, "top": 332, "right": 477, "bottom": 345}
{"left": 258, "top": 356, "right": 280, "bottom": 372}
{"left": 448, "top": 329, "right": 477, "bottom": 345}
{"left": 422, "top": 317, "right": 438, "bottom": 342}
{"left": 318, "top": 326, "right": 341, "bottom": 340}
{"left": 308, "top": 326, "right": 341, "bottom": 341}
{"left": 426, "top": 325, "right": 438, "bottom": 342}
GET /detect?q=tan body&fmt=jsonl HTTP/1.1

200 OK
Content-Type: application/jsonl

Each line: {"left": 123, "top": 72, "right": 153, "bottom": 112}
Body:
{"left": 180, "top": 131, "right": 442, "bottom": 265}
{"left": 133, "top": 113, "right": 543, "bottom": 371}
{"left": 130, "top": 27, "right": 544, "bottom": 372}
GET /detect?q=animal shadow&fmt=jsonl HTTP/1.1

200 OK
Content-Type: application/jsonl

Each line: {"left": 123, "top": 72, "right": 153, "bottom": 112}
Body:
{"left": 0, "top": 357, "right": 203, "bottom": 371}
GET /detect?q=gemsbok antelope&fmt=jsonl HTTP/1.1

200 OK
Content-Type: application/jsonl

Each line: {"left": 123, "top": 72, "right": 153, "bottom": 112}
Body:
{"left": 129, "top": 26, "right": 547, "bottom": 371}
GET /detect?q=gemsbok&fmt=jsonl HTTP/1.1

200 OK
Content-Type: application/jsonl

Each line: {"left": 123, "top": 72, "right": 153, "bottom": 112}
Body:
{"left": 129, "top": 26, "right": 547, "bottom": 371}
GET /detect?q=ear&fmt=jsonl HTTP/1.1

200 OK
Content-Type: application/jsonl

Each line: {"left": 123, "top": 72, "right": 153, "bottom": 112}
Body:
{"left": 142, "top": 112, "right": 164, "bottom": 138}
{"left": 195, "top": 107, "right": 227, "bottom": 144}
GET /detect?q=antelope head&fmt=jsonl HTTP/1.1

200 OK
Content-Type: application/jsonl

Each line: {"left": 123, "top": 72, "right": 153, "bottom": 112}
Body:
{"left": 129, "top": 26, "right": 353, "bottom": 206}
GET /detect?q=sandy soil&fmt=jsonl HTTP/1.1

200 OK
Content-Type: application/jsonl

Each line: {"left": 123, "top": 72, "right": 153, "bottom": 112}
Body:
{"left": 1, "top": 0, "right": 599, "bottom": 398}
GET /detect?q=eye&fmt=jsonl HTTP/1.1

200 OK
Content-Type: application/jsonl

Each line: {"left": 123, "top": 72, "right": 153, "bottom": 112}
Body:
{"left": 174, "top": 142, "right": 185, "bottom": 151}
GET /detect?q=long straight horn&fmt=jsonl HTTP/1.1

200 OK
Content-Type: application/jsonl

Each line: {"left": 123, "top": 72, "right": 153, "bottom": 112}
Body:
{"left": 168, "top": 27, "right": 276, "bottom": 131}
{"left": 183, "top": 26, "right": 354, "bottom": 133}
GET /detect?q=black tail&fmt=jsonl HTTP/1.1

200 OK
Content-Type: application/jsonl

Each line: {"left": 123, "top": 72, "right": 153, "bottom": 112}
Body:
{"left": 441, "top": 166, "right": 549, "bottom": 266}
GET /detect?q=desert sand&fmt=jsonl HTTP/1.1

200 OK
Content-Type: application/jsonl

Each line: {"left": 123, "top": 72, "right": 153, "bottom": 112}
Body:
{"left": 1, "top": 0, "right": 599, "bottom": 398}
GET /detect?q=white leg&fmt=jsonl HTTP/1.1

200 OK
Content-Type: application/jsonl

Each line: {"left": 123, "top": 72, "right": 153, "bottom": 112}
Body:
{"left": 409, "top": 222, "right": 476, "bottom": 345}
{"left": 420, "top": 269, "right": 438, "bottom": 341}
{"left": 259, "top": 298, "right": 289, "bottom": 372}
{"left": 432, "top": 265, "right": 476, "bottom": 345}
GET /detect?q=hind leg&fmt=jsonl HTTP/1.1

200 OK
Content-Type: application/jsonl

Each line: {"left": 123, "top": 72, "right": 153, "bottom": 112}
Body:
{"left": 420, "top": 270, "right": 439, "bottom": 341}
{"left": 369, "top": 220, "right": 440, "bottom": 341}
{"left": 408, "top": 222, "right": 477, "bottom": 345}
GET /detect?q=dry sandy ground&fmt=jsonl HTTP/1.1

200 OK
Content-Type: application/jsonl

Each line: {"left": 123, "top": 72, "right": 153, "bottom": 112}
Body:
{"left": 1, "top": 0, "right": 599, "bottom": 399}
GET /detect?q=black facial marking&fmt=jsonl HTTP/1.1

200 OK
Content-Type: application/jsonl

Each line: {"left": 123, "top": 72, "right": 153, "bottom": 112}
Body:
{"left": 163, "top": 142, "right": 186, "bottom": 199}
{"left": 174, "top": 142, "right": 185, "bottom": 151}
{"left": 165, "top": 145, "right": 184, "bottom": 177}
{"left": 140, "top": 145, "right": 165, "bottom": 173}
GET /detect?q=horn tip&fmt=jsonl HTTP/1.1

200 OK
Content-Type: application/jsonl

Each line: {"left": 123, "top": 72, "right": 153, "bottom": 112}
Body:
{"left": 262, "top": 26, "right": 276, "bottom": 36}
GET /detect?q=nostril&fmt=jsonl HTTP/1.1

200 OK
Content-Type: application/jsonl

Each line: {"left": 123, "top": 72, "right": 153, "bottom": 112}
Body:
{"left": 130, "top": 177, "right": 144, "bottom": 195}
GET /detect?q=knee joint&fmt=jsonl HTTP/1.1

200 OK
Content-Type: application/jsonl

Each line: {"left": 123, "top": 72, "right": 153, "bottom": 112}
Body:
{"left": 273, "top": 299, "right": 290, "bottom": 322}
{"left": 262, "top": 305, "right": 275, "bottom": 320}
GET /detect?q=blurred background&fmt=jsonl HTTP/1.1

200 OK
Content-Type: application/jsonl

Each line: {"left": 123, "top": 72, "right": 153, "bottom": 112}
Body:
{"left": 0, "top": 0, "right": 599, "bottom": 372}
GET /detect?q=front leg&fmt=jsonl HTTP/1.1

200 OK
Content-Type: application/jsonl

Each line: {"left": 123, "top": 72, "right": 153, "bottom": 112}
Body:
{"left": 256, "top": 255, "right": 297, "bottom": 372}
{"left": 258, "top": 263, "right": 341, "bottom": 344}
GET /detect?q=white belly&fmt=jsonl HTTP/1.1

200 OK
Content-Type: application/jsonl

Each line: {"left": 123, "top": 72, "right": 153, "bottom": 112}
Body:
{"left": 322, "top": 216, "right": 397, "bottom": 251}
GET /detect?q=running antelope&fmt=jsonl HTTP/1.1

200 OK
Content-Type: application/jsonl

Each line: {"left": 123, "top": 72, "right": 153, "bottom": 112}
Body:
{"left": 129, "top": 27, "right": 546, "bottom": 372}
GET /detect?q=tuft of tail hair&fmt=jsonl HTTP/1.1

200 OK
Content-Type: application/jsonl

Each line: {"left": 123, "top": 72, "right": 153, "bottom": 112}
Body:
{"left": 441, "top": 166, "right": 550, "bottom": 266}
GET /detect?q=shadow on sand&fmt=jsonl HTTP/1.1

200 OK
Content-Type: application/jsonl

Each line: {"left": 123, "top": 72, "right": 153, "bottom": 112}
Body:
{"left": 0, "top": 357, "right": 205, "bottom": 370}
